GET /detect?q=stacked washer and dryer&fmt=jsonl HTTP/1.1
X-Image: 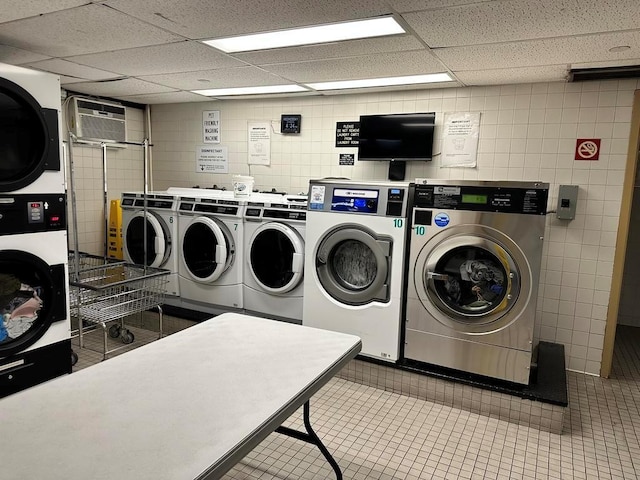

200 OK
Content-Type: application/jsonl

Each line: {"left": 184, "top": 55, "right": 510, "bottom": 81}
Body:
{"left": 0, "top": 63, "right": 70, "bottom": 397}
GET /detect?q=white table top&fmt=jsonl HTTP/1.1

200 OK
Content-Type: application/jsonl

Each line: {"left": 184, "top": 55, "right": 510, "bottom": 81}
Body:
{"left": 0, "top": 313, "right": 361, "bottom": 480}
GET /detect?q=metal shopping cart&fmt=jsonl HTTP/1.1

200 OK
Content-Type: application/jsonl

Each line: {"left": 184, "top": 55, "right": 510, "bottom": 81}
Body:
{"left": 69, "top": 252, "right": 169, "bottom": 360}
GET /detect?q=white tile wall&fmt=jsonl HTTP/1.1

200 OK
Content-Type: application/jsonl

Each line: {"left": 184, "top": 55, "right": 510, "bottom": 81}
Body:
{"left": 65, "top": 105, "right": 146, "bottom": 255}
{"left": 148, "top": 79, "right": 639, "bottom": 376}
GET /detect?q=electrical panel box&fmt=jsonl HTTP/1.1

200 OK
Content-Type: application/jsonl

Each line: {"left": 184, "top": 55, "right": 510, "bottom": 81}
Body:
{"left": 557, "top": 185, "right": 578, "bottom": 220}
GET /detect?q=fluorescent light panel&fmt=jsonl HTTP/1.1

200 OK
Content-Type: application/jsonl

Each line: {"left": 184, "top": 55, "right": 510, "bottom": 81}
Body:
{"left": 306, "top": 73, "right": 453, "bottom": 91}
{"left": 202, "top": 16, "right": 405, "bottom": 53}
{"left": 192, "top": 84, "right": 308, "bottom": 96}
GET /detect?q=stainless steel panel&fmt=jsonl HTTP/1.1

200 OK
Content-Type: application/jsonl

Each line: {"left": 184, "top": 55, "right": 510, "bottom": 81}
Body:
{"left": 404, "top": 329, "right": 533, "bottom": 385}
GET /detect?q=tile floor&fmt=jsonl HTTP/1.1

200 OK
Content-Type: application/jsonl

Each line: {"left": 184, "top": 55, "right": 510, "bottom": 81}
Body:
{"left": 73, "top": 318, "right": 640, "bottom": 480}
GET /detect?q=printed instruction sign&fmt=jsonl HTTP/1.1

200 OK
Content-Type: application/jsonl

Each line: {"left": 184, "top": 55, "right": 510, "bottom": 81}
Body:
{"left": 339, "top": 154, "right": 355, "bottom": 166}
{"left": 575, "top": 139, "right": 601, "bottom": 160}
{"left": 441, "top": 112, "right": 480, "bottom": 168}
{"left": 196, "top": 146, "right": 228, "bottom": 173}
{"left": 203, "top": 110, "right": 220, "bottom": 143}
{"left": 248, "top": 122, "right": 271, "bottom": 165}
{"left": 335, "top": 122, "right": 360, "bottom": 147}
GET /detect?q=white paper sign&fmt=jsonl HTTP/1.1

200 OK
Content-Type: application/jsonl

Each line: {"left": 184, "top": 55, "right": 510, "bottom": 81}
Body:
{"left": 441, "top": 112, "right": 480, "bottom": 168}
{"left": 203, "top": 110, "right": 220, "bottom": 143}
{"left": 247, "top": 122, "right": 271, "bottom": 165}
{"left": 196, "top": 145, "right": 228, "bottom": 173}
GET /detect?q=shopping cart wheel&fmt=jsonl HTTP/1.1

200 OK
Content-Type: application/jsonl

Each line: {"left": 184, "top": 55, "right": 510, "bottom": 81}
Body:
{"left": 108, "top": 324, "right": 121, "bottom": 338}
{"left": 71, "top": 350, "right": 78, "bottom": 366}
{"left": 122, "top": 330, "right": 135, "bottom": 344}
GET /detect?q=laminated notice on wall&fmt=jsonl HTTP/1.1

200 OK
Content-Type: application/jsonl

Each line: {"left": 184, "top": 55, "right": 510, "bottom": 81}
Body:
{"left": 441, "top": 112, "right": 480, "bottom": 168}
{"left": 203, "top": 110, "right": 220, "bottom": 143}
{"left": 196, "top": 146, "right": 228, "bottom": 173}
{"left": 248, "top": 122, "right": 271, "bottom": 165}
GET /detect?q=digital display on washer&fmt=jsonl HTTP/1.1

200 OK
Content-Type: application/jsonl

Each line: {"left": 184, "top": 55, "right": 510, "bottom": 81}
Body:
{"left": 461, "top": 194, "right": 488, "bottom": 205}
{"left": 331, "top": 188, "right": 379, "bottom": 213}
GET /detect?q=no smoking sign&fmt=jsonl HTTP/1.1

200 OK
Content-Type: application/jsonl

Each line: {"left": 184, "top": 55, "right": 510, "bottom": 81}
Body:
{"left": 575, "top": 138, "right": 601, "bottom": 161}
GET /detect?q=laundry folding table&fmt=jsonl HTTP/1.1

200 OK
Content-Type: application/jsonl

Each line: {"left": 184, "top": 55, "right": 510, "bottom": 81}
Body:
{"left": 0, "top": 313, "right": 361, "bottom": 480}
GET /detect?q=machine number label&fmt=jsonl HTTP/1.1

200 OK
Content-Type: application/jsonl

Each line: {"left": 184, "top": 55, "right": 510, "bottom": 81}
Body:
{"left": 234, "top": 223, "right": 238, "bottom": 230}
{"left": 393, "top": 218, "right": 403, "bottom": 228}
{"left": 169, "top": 216, "right": 174, "bottom": 223}
{"left": 414, "top": 226, "right": 426, "bottom": 235}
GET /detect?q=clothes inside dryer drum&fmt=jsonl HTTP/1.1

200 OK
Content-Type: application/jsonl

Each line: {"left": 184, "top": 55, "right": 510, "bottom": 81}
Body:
{"left": 0, "top": 274, "right": 43, "bottom": 344}
{"left": 250, "top": 230, "right": 294, "bottom": 289}
{"left": 126, "top": 216, "right": 161, "bottom": 266}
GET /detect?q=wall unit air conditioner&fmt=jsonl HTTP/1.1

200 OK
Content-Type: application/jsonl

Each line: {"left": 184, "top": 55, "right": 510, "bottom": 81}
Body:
{"left": 70, "top": 97, "right": 127, "bottom": 145}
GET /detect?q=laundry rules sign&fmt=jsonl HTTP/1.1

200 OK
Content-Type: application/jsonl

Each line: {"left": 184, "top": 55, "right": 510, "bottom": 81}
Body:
{"left": 335, "top": 122, "right": 360, "bottom": 147}
{"left": 203, "top": 110, "right": 220, "bottom": 143}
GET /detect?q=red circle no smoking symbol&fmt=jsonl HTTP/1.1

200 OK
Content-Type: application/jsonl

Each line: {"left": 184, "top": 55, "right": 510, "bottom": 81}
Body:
{"left": 575, "top": 138, "right": 601, "bottom": 160}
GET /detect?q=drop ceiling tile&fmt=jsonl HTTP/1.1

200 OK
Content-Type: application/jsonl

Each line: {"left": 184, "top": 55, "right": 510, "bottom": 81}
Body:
{"left": 0, "top": 4, "right": 182, "bottom": 57}
{"left": 435, "top": 31, "right": 640, "bottom": 70}
{"left": 235, "top": 35, "right": 423, "bottom": 65}
{"left": 0, "top": 44, "right": 50, "bottom": 64}
{"left": 115, "top": 91, "right": 213, "bottom": 104}
{"left": 0, "top": 0, "right": 87, "bottom": 23}
{"left": 403, "top": 0, "right": 640, "bottom": 47}
{"left": 389, "top": 0, "right": 489, "bottom": 11}
{"left": 24, "top": 59, "right": 122, "bottom": 81}
{"left": 139, "top": 66, "right": 295, "bottom": 90}
{"left": 454, "top": 65, "right": 569, "bottom": 85}
{"left": 315, "top": 82, "right": 461, "bottom": 96}
{"left": 103, "top": 0, "right": 391, "bottom": 38}
{"left": 64, "top": 78, "right": 177, "bottom": 97}
{"left": 67, "top": 41, "right": 246, "bottom": 76}
{"left": 263, "top": 50, "right": 447, "bottom": 83}
{"left": 571, "top": 58, "right": 640, "bottom": 70}
{"left": 59, "top": 75, "right": 88, "bottom": 85}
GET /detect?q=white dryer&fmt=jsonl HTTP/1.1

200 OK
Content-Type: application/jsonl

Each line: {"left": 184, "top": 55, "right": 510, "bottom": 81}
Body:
{"left": 121, "top": 191, "right": 179, "bottom": 298}
{"left": 302, "top": 180, "right": 409, "bottom": 362}
{"left": 0, "top": 193, "right": 70, "bottom": 398}
{"left": 0, "top": 63, "right": 63, "bottom": 194}
{"left": 177, "top": 192, "right": 245, "bottom": 313}
{"left": 243, "top": 193, "right": 307, "bottom": 323}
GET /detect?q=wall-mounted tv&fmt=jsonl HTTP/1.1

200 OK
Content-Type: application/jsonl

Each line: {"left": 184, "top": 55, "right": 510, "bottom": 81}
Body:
{"left": 357, "top": 112, "right": 436, "bottom": 162}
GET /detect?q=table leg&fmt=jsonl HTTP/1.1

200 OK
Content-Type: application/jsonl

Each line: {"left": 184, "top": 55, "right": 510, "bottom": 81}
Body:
{"left": 275, "top": 401, "right": 343, "bottom": 480}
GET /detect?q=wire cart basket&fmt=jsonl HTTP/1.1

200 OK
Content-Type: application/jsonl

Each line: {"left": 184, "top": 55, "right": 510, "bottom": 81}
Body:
{"left": 69, "top": 252, "right": 169, "bottom": 360}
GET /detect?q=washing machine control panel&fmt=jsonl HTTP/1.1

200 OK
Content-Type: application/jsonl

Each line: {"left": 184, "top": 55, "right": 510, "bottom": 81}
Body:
{"left": 413, "top": 184, "right": 548, "bottom": 215}
{"left": 0, "top": 193, "right": 66, "bottom": 235}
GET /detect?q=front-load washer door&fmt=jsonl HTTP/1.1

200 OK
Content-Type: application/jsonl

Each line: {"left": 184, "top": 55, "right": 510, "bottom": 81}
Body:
{"left": 182, "top": 216, "right": 233, "bottom": 284}
{"left": 248, "top": 222, "right": 304, "bottom": 294}
{"left": 315, "top": 225, "right": 391, "bottom": 306}
{"left": 124, "top": 211, "right": 170, "bottom": 268}
{"left": 0, "top": 251, "right": 66, "bottom": 357}
{"left": 414, "top": 228, "right": 529, "bottom": 334}
{"left": 0, "top": 78, "right": 60, "bottom": 193}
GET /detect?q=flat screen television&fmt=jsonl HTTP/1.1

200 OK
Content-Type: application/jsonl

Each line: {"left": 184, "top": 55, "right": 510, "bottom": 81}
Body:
{"left": 357, "top": 112, "right": 436, "bottom": 162}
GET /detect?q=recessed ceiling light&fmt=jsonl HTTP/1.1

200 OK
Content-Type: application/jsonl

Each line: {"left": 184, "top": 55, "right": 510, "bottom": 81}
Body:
{"left": 192, "top": 84, "right": 308, "bottom": 96}
{"left": 202, "top": 16, "right": 405, "bottom": 53}
{"left": 305, "top": 73, "right": 453, "bottom": 91}
{"left": 609, "top": 45, "right": 631, "bottom": 53}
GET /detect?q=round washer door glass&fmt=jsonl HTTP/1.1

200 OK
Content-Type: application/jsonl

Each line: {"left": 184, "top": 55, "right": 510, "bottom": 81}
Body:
{"left": 316, "top": 226, "right": 391, "bottom": 306}
{"left": 0, "top": 78, "right": 58, "bottom": 192}
{"left": 125, "top": 212, "right": 169, "bottom": 268}
{"left": 0, "top": 250, "right": 65, "bottom": 357}
{"left": 182, "top": 217, "right": 231, "bottom": 283}
{"left": 249, "top": 223, "right": 303, "bottom": 293}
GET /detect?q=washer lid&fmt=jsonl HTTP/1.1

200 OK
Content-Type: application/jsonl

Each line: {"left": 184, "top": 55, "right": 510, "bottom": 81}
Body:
{"left": 0, "top": 78, "right": 60, "bottom": 192}
{"left": 0, "top": 251, "right": 66, "bottom": 357}
{"left": 248, "top": 222, "right": 304, "bottom": 294}
{"left": 124, "top": 211, "right": 170, "bottom": 268}
{"left": 182, "top": 216, "right": 232, "bottom": 283}
{"left": 315, "top": 226, "right": 391, "bottom": 306}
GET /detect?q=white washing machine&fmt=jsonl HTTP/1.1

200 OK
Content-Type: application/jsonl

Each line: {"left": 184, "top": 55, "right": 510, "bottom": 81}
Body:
{"left": 0, "top": 193, "right": 70, "bottom": 398}
{"left": 0, "top": 63, "right": 63, "bottom": 194}
{"left": 404, "top": 180, "right": 549, "bottom": 385}
{"left": 121, "top": 191, "right": 179, "bottom": 298}
{"left": 243, "top": 193, "right": 307, "bottom": 324}
{"left": 302, "top": 179, "right": 409, "bottom": 362}
{"left": 177, "top": 191, "right": 245, "bottom": 313}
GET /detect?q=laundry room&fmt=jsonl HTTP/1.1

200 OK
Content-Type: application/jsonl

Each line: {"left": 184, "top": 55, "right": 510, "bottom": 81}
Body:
{"left": 2, "top": 2, "right": 640, "bottom": 479}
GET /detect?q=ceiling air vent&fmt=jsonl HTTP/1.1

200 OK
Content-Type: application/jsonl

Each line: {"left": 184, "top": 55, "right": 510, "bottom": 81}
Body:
{"left": 569, "top": 65, "right": 640, "bottom": 82}
{"left": 69, "top": 97, "right": 127, "bottom": 145}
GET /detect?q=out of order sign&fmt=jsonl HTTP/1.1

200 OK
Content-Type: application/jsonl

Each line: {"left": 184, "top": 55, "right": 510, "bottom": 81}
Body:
{"left": 574, "top": 138, "right": 601, "bottom": 160}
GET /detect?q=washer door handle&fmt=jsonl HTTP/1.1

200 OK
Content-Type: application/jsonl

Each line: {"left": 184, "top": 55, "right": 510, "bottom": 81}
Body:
{"left": 215, "top": 244, "right": 227, "bottom": 264}
{"left": 427, "top": 272, "right": 449, "bottom": 281}
{"left": 291, "top": 252, "right": 303, "bottom": 273}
